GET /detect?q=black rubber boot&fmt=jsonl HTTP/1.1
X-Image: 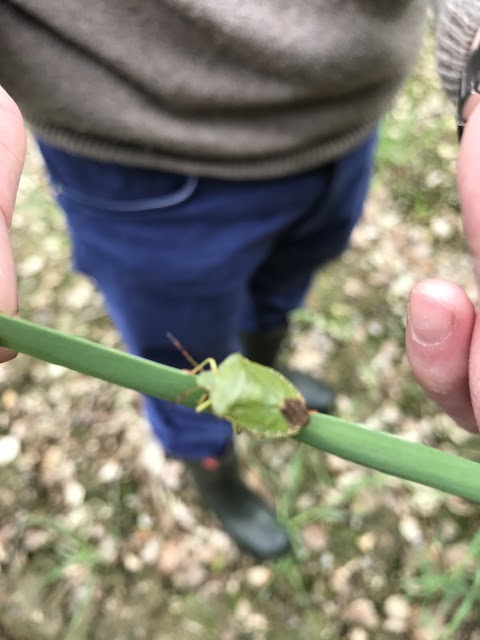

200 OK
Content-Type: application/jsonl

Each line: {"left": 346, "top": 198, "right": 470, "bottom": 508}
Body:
{"left": 186, "top": 446, "right": 290, "bottom": 559}
{"left": 241, "top": 326, "right": 336, "bottom": 414}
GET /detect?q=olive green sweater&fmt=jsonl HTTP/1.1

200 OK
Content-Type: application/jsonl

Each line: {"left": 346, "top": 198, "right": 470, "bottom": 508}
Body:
{"left": 0, "top": 1, "right": 478, "bottom": 178}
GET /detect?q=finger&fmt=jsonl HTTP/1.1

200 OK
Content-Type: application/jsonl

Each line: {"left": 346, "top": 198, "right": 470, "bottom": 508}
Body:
{"left": 0, "top": 86, "right": 26, "bottom": 362}
{"left": 0, "top": 213, "right": 18, "bottom": 362}
{"left": 458, "top": 101, "right": 480, "bottom": 285}
{"left": 456, "top": 102, "right": 480, "bottom": 428}
{"left": 0, "top": 85, "right": 26, "bottom": 227}
{"left": 406, "top": 279, "right": 478, "bottom": 432}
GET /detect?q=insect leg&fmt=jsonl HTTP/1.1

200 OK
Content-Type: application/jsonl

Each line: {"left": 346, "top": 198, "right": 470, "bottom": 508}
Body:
{"left": 195, "top": 393, "right": 212, "bottom": 413}
{"left": 173, "top": 385, "right": 201, "bottom": 405}
{"left": 231, "top": 419, "right": 243, "bottom": 435}
{"left": 189, "top": 357, "right": 219, "bottom": 376}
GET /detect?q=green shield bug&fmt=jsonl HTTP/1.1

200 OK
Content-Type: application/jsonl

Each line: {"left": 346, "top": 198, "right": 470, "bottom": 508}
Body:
{"left": 168, "top": 334, "right": 310, "bottom": 439}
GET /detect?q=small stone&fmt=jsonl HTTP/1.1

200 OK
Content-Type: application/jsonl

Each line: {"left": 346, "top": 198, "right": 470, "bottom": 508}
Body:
{"left": 63, "top": 480, "right": 86, "bottom": 508}
{"left": 1, "top": 389, "right": 18, "bottom": 411}
{"left": 123, "top": 552, "right": 143, "bottom": 573}
{"left": 45, "top": 364, "right": 66, "bottom": 379}
{"left": 137, "top": 513, "right": 153, "bottom": 530}
{"left": 319, "top": 551, "right": 335, "bottom": 571}
{"left": 31, "top": 609, "right": 45, "bottom": 624}
{"left": 302, "top": 523, "right": 329, "bottom": 552}
{"left": 412, "top": 620, "right": 443, "bottom": 640}
{"left": 246, "top": 565, "right": 272, "bottom": 589}
{"left": 384, "top": 617, "right": 409, "bottom": 634}
{"left": 140, "top": 536, "right": 161, "bottom": 565}
{"left": 137, "top": 440, "right": 166, "bottom": 477}
{"left": 356, "top": 532, "right": 376, "bottom": 553}
{"left": 331, "top": 565, "right": 351, "bottom": 592}
{"left": 23, "top": 529, "right": 51, "bottom": 552}
{"left": 97, "top": 535, "right": 118, "bottom": 565}
{"left": 410, "top": 488, "right": 442, "bottom": 517}
{"left": 160, "top": 459, "right": 184, "bottom": 491}
{"left": 235, "top": 598, "right": 253, "bottom": 620}
{"left": 170, "top": 498, "right": 196, "bottom": 530}
{"left": 98, "top": 459, "right": 122, "bottom": 483}
{"left": 0, "top": 436, "right": 20, "bottom": 467}
{"left": 446, "top": 496, "right": 475, "bottom": 517}
{"left": 41, "top": 445, "right": 74, "bottom": 486}
{"left": 226, "top": 578, "right": 240, "bottom": 595}
{"left": 196, "top": 528, "right": 234, "bottom": 565}
{"left": 424, "top": 170, "right": 445, "bottom": 190}
{"left": 384, "top": 594, "right": 411, "bottom": 621}
{"left": 430, "top": 217, "right": 454, "bottom": 240}
{"left": 0, "top": 435, "right": 20, "bottom": 466}
{"left": 19, "top": 255, "right": 45, "bottom": 277}
{"left": 444, "top": 542, "right": 469, "bottom": 568}
{"left": 157, "top": 537, "right": 191, "bottom": 576}
{"left": 173, "top": 563, "right": 207, "bottom": 590}
{"left": 398, "top": 516, "right": 423, "bottom": 545}
{"left": 336, "top": 469, "right": 366, "bottom": 491}
{"left": 343, "top": 598, "right": 380, "bottom": 629}
{"left": 324, "top": 453, "right": 354, "bottom": 475}
{"left": 390, "top": 273, "right": 416, "bottom": 298}
{"left": 348, "top": 629, "right": 368, "bottom": 640}
{"left": 65, "top": 506, "right": 89, "bottom": 527}
{"left": 64, "top": 279, "right": 96, "bottom": 309}
{"left": 245, "top": 613, "right": 269, "bottom": 633}
{"left": 439, "top": 519, "right": 460, "bottom": 542}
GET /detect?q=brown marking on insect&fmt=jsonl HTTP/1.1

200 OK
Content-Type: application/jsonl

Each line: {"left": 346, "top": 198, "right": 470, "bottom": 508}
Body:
{"left": 280, "top": 398, "right": 310, "bottom": 430}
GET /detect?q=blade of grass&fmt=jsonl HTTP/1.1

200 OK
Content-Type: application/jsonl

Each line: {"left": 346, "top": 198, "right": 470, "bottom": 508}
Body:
{"left": 296, "top": 414, "right": 480, "bottom": 503}
{"left": 0, "top": 313, "right": 201, "bottom": 405}
{"left": 0, "top": 313, "right": 479, "bottom": 502}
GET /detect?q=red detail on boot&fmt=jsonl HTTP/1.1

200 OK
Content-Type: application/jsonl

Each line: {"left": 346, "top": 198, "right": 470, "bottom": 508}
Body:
{"left": 201, "top": 457, "right": 220, "bottom": 472}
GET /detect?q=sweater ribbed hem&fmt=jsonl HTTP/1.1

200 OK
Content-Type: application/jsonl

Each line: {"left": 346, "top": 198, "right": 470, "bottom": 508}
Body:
{"left": 436, "top": 0, "right": 480, "bottom": 102}
{"left": 31, "top": 119, "right": 378, "bottom": 180}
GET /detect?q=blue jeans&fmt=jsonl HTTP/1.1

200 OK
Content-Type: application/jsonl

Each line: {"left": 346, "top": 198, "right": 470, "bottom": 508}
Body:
{"left": 37, "top": 133, "right": 376, "bottom": 458}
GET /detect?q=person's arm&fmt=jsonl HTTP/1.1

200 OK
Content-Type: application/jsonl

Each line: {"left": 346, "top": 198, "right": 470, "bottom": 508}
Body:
{"left": 407, "top": 1, "right": 480, "bottom": 432}
{"left": 0, "top": 85, "right": 26, "bottom": 362}
{"left": 435, "top": 0, "right": 480, "bottom": 105}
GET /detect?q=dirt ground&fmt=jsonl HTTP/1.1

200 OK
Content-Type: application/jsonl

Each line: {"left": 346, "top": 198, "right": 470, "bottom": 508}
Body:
{"left": 1, "top": 36, "right": 480, "bottom": 640}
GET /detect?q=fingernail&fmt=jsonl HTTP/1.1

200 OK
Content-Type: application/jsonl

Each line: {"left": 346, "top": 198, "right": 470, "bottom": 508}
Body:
{"left": 409, "top": 289, "right": 455, "bottom": 346}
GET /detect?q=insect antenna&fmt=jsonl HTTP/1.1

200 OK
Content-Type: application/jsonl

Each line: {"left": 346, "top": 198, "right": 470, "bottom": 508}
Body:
{"left": 166, "top": 332, "right": 199, "bottom": 368}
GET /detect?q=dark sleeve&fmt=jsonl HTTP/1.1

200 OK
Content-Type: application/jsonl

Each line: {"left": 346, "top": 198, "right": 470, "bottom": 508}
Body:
{"left": 435, "top": 0, "right": 480, "bottom": 101}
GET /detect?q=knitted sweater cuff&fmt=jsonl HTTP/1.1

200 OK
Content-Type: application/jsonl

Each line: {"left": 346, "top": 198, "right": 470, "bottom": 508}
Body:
{"left": 436, "top": 1, "right": 480, "bottom": 102}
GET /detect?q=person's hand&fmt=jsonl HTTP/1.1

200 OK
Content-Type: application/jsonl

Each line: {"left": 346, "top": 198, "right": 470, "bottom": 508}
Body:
{"left": 0, "top": 86, "right": 26, "bottom": 362}
{"left": 406, "top": 100, "right": 480, "bottom": 433}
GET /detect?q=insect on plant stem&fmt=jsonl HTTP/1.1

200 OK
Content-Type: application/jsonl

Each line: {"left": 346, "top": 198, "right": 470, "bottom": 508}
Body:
{"left": 0, "top": 314, "right": 479, "bottom": 501}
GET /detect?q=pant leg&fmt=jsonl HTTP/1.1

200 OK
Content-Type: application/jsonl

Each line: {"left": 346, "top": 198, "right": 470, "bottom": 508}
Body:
{"left": 37, "top": 140, "right": 338, "bottom": 458}
{"left": 241, "top": 132, "right": 377, "bottom": 332}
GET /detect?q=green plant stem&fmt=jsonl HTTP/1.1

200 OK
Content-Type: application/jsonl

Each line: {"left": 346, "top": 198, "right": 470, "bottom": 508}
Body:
{"left": 296, "top": 416, "right": 479, "bottom": 503}
{"left": 0, "top": 313, "right": 202, "bottom": 406}
{"left": 0, "top": 313, "right": 479, "bottom": 502}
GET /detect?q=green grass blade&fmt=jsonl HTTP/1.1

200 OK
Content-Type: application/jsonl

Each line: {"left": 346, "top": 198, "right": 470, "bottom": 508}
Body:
{"left": 0, "top": 313, "right": 479, "bottom": 502}
{"left": 296, "top": 414, "right": 480, "bottom": 503}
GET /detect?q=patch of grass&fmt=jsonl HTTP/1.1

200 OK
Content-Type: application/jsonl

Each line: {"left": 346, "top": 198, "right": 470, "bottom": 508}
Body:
{"left": 21, "top": 515, "right": 102, "bottom": 639}
{"left": 289, "top": 307, "right": 358, "bottom": 344}
{"left": 397, "top": 377, "right": 439, "bottom": 418}
{"left": 405, "top": 530, "right": 480, "bottom": 638}
{"left": 376, "top": 32, "right": 457, "bottom": 223}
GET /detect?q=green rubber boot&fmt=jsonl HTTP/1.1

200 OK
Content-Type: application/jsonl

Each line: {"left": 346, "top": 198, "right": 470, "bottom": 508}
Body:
{"left": 241, "top": 326, "right": 336, "bottom": 413}
{"left": 186, "top": 446, "right": 290, "bottom": 559}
